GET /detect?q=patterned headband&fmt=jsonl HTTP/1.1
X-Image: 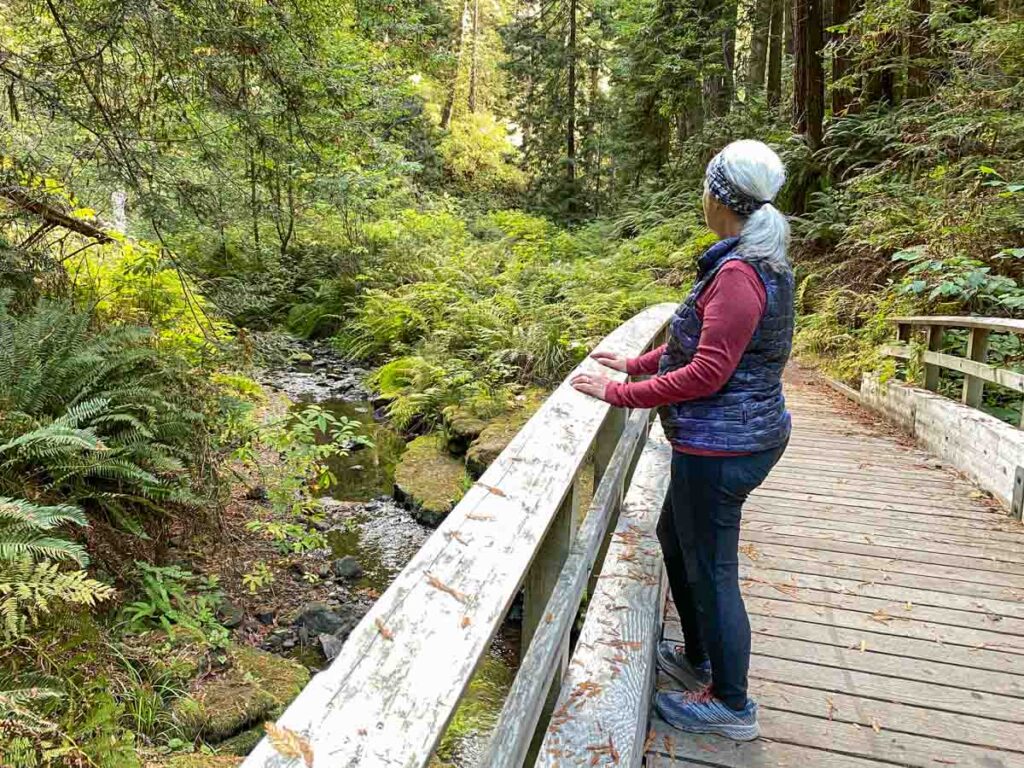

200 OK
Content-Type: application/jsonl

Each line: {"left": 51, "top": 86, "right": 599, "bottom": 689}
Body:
{"left": 705, "top": 153, "right": 770, "bottom": 217}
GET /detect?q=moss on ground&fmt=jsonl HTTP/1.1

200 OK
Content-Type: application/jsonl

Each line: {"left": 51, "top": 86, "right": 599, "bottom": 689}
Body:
{"left": 394, "top": 433, "right": 470, "bottom": 525}
{"left": 171, "top": 643, "right": 309, "bottom": 743}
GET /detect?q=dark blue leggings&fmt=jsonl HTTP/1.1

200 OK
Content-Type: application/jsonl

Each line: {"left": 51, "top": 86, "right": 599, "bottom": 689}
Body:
{"left": 657, "top": 442, "right": 786, "bottom": 710}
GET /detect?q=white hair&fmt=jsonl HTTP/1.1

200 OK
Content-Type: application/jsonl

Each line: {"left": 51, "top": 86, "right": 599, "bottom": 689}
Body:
{"left": 709, "top": 139, "right": 791, "bottom": 273}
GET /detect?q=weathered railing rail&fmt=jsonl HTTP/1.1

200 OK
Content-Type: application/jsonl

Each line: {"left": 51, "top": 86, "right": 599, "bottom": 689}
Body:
{"left": 882, "top": 316, "right": 1024, "bottom": 426}
{"left": 244, "top": 303, "right": 675, "bottom": 768}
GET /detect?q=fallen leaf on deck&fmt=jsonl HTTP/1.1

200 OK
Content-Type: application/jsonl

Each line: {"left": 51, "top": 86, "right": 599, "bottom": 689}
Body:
{"left": 662, "top": 734, "right": 676, "bottom": 759}
{"left": 825, "top": 696, "right": 836, "bottom": 720}
{"left": 642, "top": 728, "right": 656, "bottom": 753}
{"left": 869, "top": 609, "right": 892, "bottom": 624}
{"left": 264, "top": 722, "right": 314, "bottom": 767}
{"left": 739, "top": 543, "right": 762, "bottom": 562}
{"left": 460, "top": 615, "right": 471, "bottom": 628}
{"left": 444, "top": 530, "right": 469, "bottom": 545}
{"left": 374, "top": 618, "right": 394, "bottom": 641}
{"left": 426, "top": 572, "right": 468, "bottom": 603}
{"left": 478, "top": 483, "right": 507, "bottom": 497}
{"left": 859, "top": 639, "right": 867, "bottom": 652}
{"left": 871, "top": 717, "right": 881, "bottom": 733}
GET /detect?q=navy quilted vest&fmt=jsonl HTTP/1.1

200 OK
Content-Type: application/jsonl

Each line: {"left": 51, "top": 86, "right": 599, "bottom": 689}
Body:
{"left": 658, "top": 236, "right": 794, "bottom": 453}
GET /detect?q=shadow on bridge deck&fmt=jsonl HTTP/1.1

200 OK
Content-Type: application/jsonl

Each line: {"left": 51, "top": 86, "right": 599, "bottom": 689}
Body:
{"left": 645, "top": 368, "right": 1024, "bottom": 768}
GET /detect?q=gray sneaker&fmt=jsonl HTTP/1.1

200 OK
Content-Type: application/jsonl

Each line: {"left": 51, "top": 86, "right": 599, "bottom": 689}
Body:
{"left": 656, "top": 640, "right": 712, "bottom": 690}
{"left": 655, "top": 689, "right": 760, "bottom": 742}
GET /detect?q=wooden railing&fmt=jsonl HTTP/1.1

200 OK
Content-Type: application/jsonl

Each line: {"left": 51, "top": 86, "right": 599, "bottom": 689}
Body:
{"left": 882, "top": 316, "right": 1024, "bottom": 426}
{"left": 243, "top": 303, "right": 676, "bottom": 768}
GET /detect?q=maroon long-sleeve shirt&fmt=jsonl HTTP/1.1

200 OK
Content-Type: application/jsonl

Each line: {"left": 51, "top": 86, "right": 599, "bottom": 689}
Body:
{"left": 605, "top": 259, "right": 767, "bottom": 455}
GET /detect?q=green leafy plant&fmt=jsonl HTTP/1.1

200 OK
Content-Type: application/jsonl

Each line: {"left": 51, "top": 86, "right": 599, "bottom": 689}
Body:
{"left": 121, "top": 563, "right": 228, "bottom": 648}
{"left": 241, "top": 562, "right": 276, "bottom": 594}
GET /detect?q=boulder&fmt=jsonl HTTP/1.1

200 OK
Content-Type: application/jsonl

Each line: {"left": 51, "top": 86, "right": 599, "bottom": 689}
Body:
{"left": 465, "top": 389, "right": 547, "bottom": 478}
{"left": 393, "top": 434, "right": 469, "bottom": 526}
{"left": 216, "top": 600, "right": 244, "bottom": 629}
{"left": 332, "top": 556, "right": 363, "bottom": 580}
{"left": 292, "top": 602, "right": 346, "bottom": 635}
{"left": 443, "top": 406, "right": 488, "bottom": 455}
{"left": 170, "top": 644, "right": 309, "bottom": 742}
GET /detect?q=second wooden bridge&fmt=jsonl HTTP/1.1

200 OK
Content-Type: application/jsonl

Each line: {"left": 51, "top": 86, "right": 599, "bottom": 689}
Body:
{"left": 244, "top": 305, "right": 1024, "bottom": 768}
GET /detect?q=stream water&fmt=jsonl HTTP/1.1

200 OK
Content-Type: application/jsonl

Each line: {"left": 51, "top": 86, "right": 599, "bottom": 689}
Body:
{"left": 265, "top": 346, "right": 518, "bottom": 766}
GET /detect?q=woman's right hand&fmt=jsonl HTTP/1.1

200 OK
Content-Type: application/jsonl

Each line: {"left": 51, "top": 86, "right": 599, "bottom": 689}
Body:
{"left": 591, "top": 351, "right": 629, "bottom": 372}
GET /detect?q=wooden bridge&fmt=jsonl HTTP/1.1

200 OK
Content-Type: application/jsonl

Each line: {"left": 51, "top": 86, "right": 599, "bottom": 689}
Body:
{"left": 244, "top": 306, "right": 1024, "bottom": 768}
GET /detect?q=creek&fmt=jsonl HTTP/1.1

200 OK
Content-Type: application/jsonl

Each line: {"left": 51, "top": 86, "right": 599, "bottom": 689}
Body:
{"left": 262, "top": 342, "right": 519, "bottom": 766}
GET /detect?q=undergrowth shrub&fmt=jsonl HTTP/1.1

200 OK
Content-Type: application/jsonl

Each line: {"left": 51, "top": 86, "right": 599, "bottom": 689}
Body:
{"left": 0, "top": 297, "right": 218, "bottom": 537}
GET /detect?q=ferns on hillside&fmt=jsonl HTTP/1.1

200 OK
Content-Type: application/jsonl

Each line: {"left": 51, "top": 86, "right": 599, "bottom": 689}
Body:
{"left": 0, "top": 497, "right": 114, "bottom": 638}
{"left": 0, "top": 297, "right": 211, "bottom": 532}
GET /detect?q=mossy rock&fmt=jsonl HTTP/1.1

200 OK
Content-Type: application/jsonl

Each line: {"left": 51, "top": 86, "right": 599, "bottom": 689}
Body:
{"left": 123, "top": 631, "right": 210, "bottom": 686}
{"left": 215, "top": 725, "right": 265, "bottom": 756}
{"left": 171, "top": 644, "right": 309, "bottom": 743}
{"left": 145, "top": 756, "right": 242, "bottom": 768}
{"left": 442, "top": 406, "right": 488, "bottom": 455}
{"left": 465, "top": 389, "right": 547, "bottom": 478}
{"left": 394, "top": 434, "right": 470, "bottom": 526}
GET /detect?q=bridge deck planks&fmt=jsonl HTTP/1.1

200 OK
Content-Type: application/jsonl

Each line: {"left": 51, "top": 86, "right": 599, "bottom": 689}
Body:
{"left": 646, "top": 371, "right": 1024, "bottom": 768}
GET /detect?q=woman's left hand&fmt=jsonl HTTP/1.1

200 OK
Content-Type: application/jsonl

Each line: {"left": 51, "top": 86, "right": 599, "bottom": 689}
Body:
{"left": 571, "top": 372, "right": 612, "bottom": 401}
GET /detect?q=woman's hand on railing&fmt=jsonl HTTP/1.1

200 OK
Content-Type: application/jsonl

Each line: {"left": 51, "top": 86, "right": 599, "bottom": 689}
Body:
{"left": 590, "top": 351, "right": 628, "bottom": 372}
{"left": 572, "top": 371, "right": 612, "bottom": 401}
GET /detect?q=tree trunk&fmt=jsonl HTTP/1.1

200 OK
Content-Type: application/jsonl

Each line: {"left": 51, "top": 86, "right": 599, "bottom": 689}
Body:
{"left": 905, "top": 0, "right": 931, "bottom": 99}
{"left": 793, "top": 0, "right": 824, "bottom": 149}
{"left": 830, "top": 0, "right": 856, "bottom": 115}
{"left": 441, "top": 0, "right": 471, "bottom": 129}
{"left": 784, "top": 0, "right": 794, "bottom": 55}
{"left": 468, "top": 0, "right": 480, "bottom": 112}
{"left": 747, "top": 0, "right": 772, "bottom": 94}
{"left": 767, "top": 0, "right": 783, "bottom": 106}
{"left": 566, "top": 0, "right": 577, "bottom": 183}
{"left": 706, "top": 0, "right": 738, "bottom": 115}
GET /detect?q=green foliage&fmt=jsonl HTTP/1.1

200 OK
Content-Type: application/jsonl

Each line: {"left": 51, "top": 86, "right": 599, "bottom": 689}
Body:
{"left": 241, "top": 562, "right": 275, "bottom": 595}
{"left": 0, "top": 298, "right": 215, "bottom": 535}
{"left": 121, "top": 563, "right": 229, "bottom": 649}
{"left": 438, "top": 113, "right": 526, "bottom": 196}
{"left": 0, "top": 497, "right": 113, "bottom": 640}
{"left": 234, "top": 404, "right": 368, "bottom": 554}
{"left": 333, "top": 207, "right": 683, "bottom": 427}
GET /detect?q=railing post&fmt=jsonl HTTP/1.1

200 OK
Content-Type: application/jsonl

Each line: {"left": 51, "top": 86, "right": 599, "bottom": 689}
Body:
{"left": 589, "top": 408, "right": 626, "bottom": 590}
{"left": 523, "top": 476, "right": 579, "bottom": 655}
{"left": 963, "top": 327, "right": 990, "bottom": 407}
{"left": 522, "top": 478, "right": 579, "bottom": 763}
{"left": 924, "top": 324, "right": 942, "bottom": 392}
{"left": 896, "top": 322, "right": 911, "bottom": 382}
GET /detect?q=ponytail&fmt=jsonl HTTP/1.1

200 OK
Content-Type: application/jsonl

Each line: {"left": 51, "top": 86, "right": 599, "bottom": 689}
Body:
{"left": 739, "top": 202, "right": 790, "bottom": 273}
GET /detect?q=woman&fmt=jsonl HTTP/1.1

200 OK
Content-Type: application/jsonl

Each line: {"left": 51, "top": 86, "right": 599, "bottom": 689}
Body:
{"left": 571, "top": 139, "right": 793, "bottom": 742}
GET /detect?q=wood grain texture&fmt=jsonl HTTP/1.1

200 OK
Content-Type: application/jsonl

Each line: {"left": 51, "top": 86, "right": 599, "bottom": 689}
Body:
{"left": 483, "top": 408, "right": 652, "bottom": 767}
{"left": 647, "top": 371, "right": 1024, "bottom": 768}
{"left": 242, "top": 304, "right": 675, "bottom": 768}
{"left": 535, "top": 423, "right": 673, "bottom": 767}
